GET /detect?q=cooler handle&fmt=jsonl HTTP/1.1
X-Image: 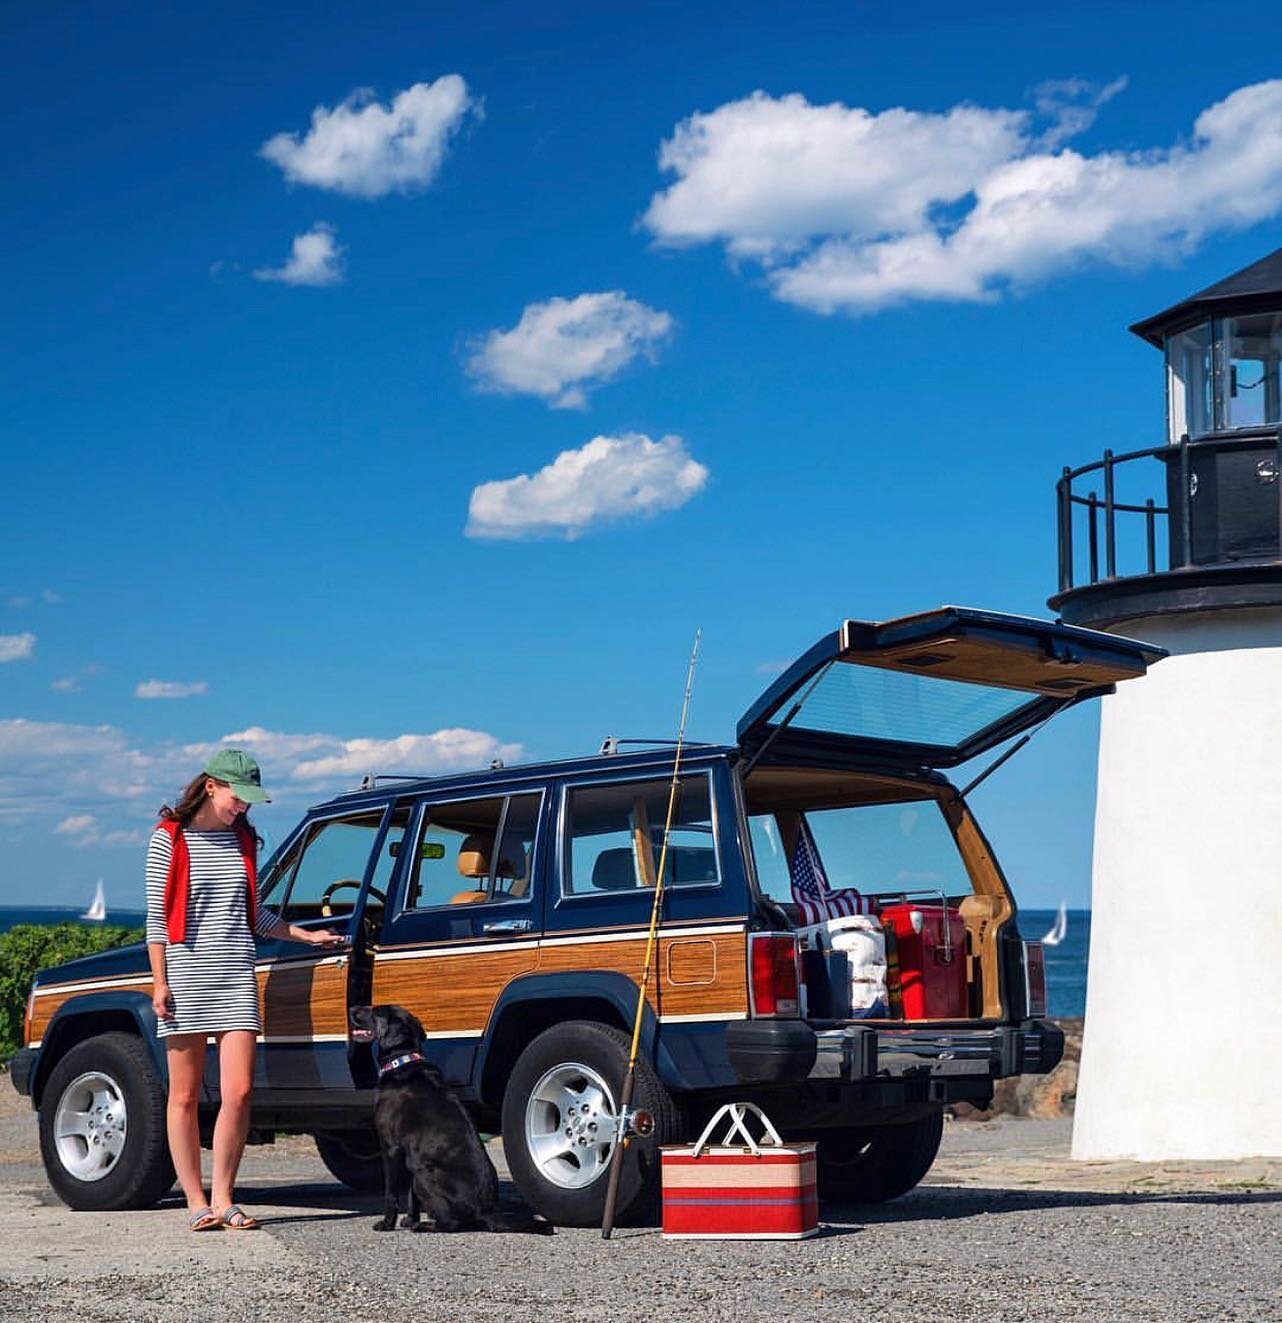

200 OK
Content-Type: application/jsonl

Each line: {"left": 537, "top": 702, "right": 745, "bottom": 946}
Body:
{"left": 690, "top": 1102, "right": 784, "bottom": 1157}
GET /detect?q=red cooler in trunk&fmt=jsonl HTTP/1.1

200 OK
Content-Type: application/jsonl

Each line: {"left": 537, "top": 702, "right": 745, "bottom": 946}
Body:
{"left": 879, "top": 902, "right": 967, "bottom": 1019}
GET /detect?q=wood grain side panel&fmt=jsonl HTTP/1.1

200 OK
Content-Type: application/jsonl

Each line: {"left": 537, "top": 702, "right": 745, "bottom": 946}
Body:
{"left": 29, "top": 981, "right": 153, "bottom": 1042}
{"left": 259, "top": 961, "right": 349, "bottom": 1038}
{"left": 371, "top": 947, "right": 539, "bottom": 1034}
{"left": 538, "top": 933, "right": 747, "bottom": 1018}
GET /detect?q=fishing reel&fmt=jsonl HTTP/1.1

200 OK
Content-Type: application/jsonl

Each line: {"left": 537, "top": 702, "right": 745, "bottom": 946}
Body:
{"left": 612, "top": 1106, "right": 655, "bottom": 1144}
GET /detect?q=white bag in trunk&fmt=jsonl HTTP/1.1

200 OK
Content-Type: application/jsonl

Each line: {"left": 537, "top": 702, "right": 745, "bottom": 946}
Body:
{"left": 799, "top": 914, "right": 889, "bottom": 1016}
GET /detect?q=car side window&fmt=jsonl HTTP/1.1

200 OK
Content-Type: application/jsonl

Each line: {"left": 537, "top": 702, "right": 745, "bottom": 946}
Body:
{"left": 404, "top": 793, "right": 541, "bottom": 910}
{"left": 562, "top": 774, "right": 719, "bottom": 897}
{"left": 276, "top": 813, "right": 385, "bottom": 923}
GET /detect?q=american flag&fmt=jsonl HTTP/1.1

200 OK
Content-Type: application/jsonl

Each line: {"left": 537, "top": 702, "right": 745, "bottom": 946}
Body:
{"left": 789, "top": 818, "right": 874, "bottom": 926}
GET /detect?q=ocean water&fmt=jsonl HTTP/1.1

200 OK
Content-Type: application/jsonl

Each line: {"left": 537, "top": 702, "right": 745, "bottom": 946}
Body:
{"left": 1021, "top": 908, "right": 1090, "bottom": 1020}
{"left": 0, "top": 905, "right": 1091, "bottom": 1019}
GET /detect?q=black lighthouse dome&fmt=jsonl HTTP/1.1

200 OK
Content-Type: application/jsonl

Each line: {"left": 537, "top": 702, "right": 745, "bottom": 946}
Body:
{"left": 1050, "top": 247, "right": 1282, "bottom": 630}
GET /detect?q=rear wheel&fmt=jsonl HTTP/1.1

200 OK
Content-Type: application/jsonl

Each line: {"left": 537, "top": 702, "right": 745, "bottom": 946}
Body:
{"left": 38, "top": 1032, "right": 175, "bottom": 1211}
{"left": 314, "top": 1129, "right": 384, "bottom": 1192}
{"left": 501, "top": 1020, "right": 681, "bottom": 1227}
{"left": 815, "top": 1110, "right": 944, "bottom": 1203}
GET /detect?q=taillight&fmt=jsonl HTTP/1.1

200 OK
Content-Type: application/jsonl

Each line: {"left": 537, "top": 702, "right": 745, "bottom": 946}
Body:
{"left": 1023, "top": 941, "right": 1047, "bottom": 1017}
{"left": 749, "top": 933, "right": 801, "bottom": 1018}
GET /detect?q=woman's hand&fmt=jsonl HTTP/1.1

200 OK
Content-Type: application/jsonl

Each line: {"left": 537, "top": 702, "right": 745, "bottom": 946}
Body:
{"left": 299, "top": 928, "right": 345, "bottom": 948}
{"left": 152, "top": 982, "right": 175, "bottom": 1020}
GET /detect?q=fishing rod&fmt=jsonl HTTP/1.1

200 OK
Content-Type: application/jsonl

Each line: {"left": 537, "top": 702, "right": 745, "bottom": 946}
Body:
{"left": 600, "top": 628, "right": 702, "bottom": 1241}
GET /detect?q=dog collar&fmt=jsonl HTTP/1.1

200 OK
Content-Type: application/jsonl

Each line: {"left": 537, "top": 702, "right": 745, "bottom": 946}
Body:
{"left": 378, "top": 1052, "right": 425, "bottom": 1078}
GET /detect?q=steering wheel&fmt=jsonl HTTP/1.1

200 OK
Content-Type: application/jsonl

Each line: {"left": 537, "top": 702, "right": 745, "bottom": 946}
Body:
{"left": 319, "top": 879, "right": 387, "bottom": 918}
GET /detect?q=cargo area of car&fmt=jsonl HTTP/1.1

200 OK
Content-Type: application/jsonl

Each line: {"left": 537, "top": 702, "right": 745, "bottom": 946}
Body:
{"left": 741, "top": 765, "right": 1014, "bottom": 1026}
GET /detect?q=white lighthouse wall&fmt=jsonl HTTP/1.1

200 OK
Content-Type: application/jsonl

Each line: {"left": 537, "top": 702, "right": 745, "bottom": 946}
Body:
{"left": 1074, "top": 607, "right": 1282, "bottom": 1160}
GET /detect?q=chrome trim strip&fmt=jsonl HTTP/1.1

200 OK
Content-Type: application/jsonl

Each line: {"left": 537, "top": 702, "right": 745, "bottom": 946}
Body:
{"left": 255, "top": 1034, "right": 349, "bottom": 1044}
{"left": 659, "top": 1012, "right": 748, "bottom": 1024}
{"left": 374, "top": 939, "right": 540, "bottom": 963}
{"left": 372, "top": 922, "right": 745, "bottom": 962}
{"left": 255, "top": 953, "right": 349, "bottom": 972}
{"left": 32, "top": 975, "right": 152, "bottom": 998}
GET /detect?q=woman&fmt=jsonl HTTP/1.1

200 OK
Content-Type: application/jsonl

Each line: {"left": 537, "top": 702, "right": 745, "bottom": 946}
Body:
{"left": 146, "top": 748, "right": 340, "bottom": 1231}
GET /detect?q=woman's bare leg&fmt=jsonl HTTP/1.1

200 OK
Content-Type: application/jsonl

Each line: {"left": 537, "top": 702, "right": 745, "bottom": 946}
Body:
{"left": 211, "top": 1030, "right": 256, "bottom": 1212}
{"left": 165, "top": 1035, "right": 208, "bottom": 1211}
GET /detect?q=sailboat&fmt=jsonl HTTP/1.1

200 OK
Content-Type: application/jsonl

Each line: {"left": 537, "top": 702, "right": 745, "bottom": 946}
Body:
{"left": 1041, "top": 900, "right": 1068, "bottom": 946}
{"left": 82, "top": 879, "right": 106, "bottom": 923}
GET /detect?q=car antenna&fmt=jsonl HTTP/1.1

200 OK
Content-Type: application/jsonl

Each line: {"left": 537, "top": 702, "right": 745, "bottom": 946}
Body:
{"left": 600, "top": 627, "right": 702, "bottom": 1241}
{"left": 954, "top": 710, "right": 1060, "bottom": 802}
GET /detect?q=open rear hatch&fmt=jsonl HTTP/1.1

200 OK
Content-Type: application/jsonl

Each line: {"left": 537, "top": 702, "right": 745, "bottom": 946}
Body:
{"left": 737, "top": 606, "right": 1166, "bottom": 771}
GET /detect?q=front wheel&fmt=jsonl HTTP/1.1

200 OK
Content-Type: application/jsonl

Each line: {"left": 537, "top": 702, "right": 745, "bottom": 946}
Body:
{"left": 314, "top": 1129, "right": 384, "bottom": 1192}
{"left": 815, "top": 1110, "right": 944, "bottom": 1203}
{"left": 501, "top": 1020, "right": 680, "bottom": 1227}
{"left": 38, "top": 1032, "right": 175, "bottom": 1211}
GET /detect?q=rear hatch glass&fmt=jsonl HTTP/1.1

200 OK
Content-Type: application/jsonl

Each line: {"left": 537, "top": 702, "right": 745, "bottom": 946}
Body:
{"left": 738, "top": 607, "right": 1165, "bottom": 770}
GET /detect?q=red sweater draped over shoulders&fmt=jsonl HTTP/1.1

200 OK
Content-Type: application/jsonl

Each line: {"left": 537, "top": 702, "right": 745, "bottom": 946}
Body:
{"left": 154, "top": 817, "right": 258, "bottom": 944}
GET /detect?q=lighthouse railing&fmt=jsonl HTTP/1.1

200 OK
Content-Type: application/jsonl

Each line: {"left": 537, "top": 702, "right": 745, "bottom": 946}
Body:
{"left": 1056, "top": 428, "right": 1282, "bottom": 591}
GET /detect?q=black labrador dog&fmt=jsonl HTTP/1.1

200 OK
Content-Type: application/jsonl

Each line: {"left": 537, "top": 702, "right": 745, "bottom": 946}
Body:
{"left": 349, "top": 1004, "right": 553, "bottom": 1235}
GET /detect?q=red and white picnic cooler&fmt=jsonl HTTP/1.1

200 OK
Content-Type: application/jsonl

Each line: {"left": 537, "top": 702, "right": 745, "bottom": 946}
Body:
{"left": 660, "top": 1102, "right": 818, "bottom": 1240}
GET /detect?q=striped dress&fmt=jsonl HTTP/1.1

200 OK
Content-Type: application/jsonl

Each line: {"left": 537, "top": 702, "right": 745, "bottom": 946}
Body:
{"left": 145, "top": 827, "right": 280, "bottom": 1038}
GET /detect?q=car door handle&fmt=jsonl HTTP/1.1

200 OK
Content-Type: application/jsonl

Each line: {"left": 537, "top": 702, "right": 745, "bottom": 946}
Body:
{"left": 482, "top": 919, "right": 534, "bottom": 934}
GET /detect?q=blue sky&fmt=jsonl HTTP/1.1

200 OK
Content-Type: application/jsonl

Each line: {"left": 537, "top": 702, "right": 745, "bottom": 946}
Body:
{"left": 3, "top": 0, "right": 1281, "bottom": 911}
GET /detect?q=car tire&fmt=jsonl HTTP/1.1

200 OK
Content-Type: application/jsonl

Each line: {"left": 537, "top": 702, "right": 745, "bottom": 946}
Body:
{"left": 38, "top": 1032, "right": 175, "bottom": 1211}
{"left": 314, "top": 1129, "right": 384, "bottom": 1193}
{"left": 815, "top": 1110, "right": 944, "bottom": 1203}
{"left": 501, "top": 1020, "right": 681, "bottom": 1228}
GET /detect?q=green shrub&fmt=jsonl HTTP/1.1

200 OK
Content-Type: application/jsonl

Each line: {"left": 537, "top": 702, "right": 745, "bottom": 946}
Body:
{"left": 0, "top": 923, "right": 144, "bottom": 1061}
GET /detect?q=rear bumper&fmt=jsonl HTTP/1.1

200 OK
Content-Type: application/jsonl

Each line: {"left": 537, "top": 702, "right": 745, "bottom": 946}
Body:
{"left": 727, "top": 1017, "right": 1064, "bottom": 1086}
{"left": 8, "top": 1048, "right": 37, "bottom": 1098}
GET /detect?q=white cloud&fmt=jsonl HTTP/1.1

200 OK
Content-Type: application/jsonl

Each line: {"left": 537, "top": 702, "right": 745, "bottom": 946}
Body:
{"left": 51, "top": 677, "right": 80, "bottom": 693}
{"left": 42, "top": 588, "right": 63, "bottom": 604}
{"left": 254, "top": 223, "right": 345, "bottom": 287}
{"left": 135, "top": 680, "right": 209, "bottom": 700}
{"left": 260, "top": 76, "right": 477, "bottom": 198}
{"left": 466, "top": 432, "right": 709, "bottom": 540}
{"left": 0, "top": 633, "right": 36, "bottom": 662}
{"left": 1032, "top": 76, "right": 1127, "bottom": 149}
{"left": 643, "top": 79, "right": 1282, "bottom": 314}
{"left": 55, "top": 814, "right": 97, "bottom": 838}
{"left": 1, "top": 716, "right": 522, "bottom": 837}
{"left": 0, "top": 719, "right": 169, "bottom": 825}
{"left": 467, "top": 292, "right": 674, "bottom": 409}
{"left": 203, "top": 726, "right": 524, "bottom": 783}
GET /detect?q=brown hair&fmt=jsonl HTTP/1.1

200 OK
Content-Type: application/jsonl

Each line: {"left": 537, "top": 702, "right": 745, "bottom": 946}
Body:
{"left": 159, "top": 772, "right": 261, "bottom": 846}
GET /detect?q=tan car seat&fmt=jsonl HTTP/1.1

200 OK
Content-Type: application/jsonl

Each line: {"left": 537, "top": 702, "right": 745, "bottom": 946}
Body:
{"left": 449, "top": 834, "right": 523, "bottom": 904}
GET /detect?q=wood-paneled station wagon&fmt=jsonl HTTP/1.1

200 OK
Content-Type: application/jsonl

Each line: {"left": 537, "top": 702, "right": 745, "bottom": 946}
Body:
{"left": 13, "top": 608, "right": 1163, "bottom": 1224}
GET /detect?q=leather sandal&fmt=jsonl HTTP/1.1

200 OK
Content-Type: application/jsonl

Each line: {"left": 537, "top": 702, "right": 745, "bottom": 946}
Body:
{"left": 188, "top": 1206, "right": 221, "bottom": 1232}
{"left": 217, "top": 1204, "right": 260, "bottom": 1230}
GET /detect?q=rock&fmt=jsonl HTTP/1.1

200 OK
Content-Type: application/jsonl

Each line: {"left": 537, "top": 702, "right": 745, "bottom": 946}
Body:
{"left": 950, "top": 1018, "right": 1083, "bottom": 1123}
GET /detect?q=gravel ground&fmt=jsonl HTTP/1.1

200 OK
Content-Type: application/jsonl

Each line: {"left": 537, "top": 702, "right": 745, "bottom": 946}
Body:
{"left": 2, "top": 1079, "right": 1280, "bottom": 1323}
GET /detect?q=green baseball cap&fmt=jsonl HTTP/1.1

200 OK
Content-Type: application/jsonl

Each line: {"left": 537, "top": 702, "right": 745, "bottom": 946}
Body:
{"left": 203, "top": 748, "right": 271, "bottom": 804}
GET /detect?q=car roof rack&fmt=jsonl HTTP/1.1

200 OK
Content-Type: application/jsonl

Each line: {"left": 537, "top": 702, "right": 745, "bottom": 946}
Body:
{"left": 599, "top": 736, "right": 715, "bottom": 756}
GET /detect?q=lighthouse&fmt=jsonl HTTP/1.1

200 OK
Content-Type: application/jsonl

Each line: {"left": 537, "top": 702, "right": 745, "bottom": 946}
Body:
{"left": 1050, "top": 249, "right": 1282, "bottom": 1160}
